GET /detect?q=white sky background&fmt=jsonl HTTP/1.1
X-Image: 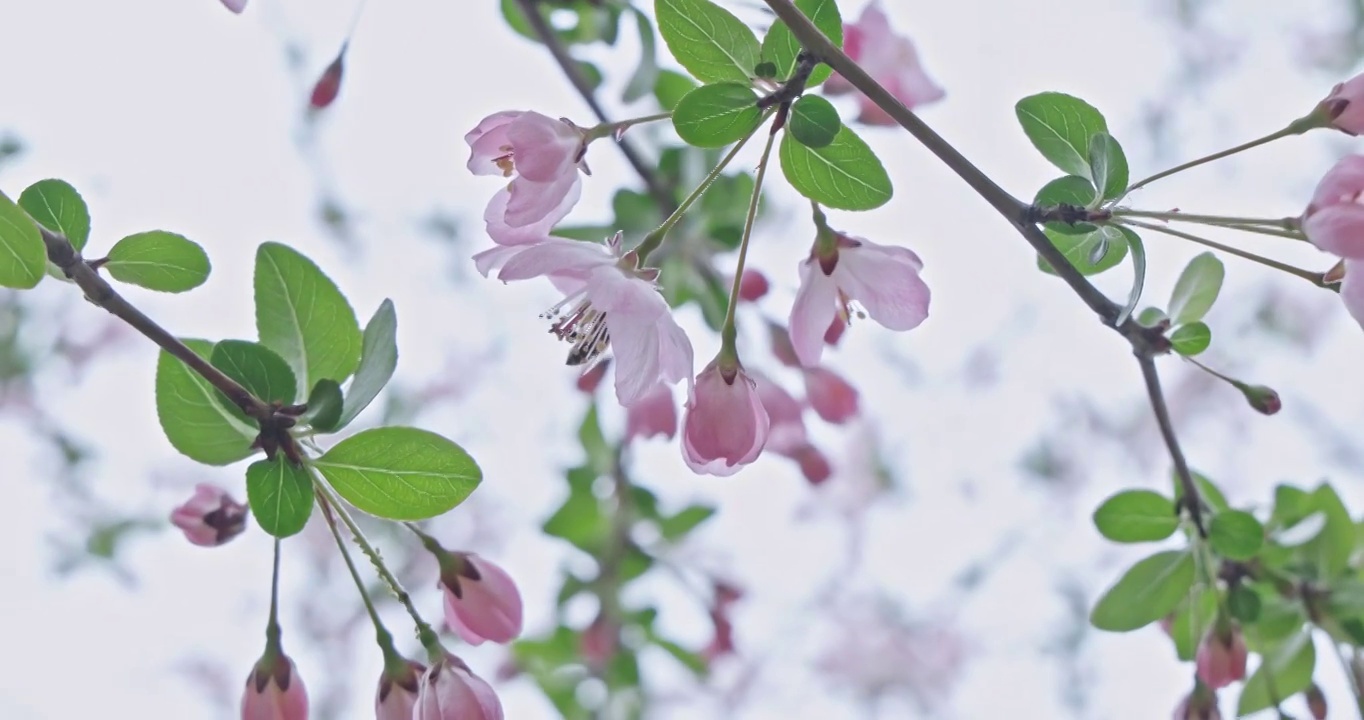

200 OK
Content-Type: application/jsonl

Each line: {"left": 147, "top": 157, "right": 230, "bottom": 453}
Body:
{"left": 2, "top": 0, "right": 1364, "bottom": 718}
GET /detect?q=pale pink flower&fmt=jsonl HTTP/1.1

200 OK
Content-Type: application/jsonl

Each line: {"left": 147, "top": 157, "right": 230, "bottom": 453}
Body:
{"left": 1195, "top": 626, "right": 1247, "bottom": 689}
{"left": 414, "top": 655, "right": 503, "bottom": 720}
{"left": 752, "top": 372, "right": 807, "bottom": 455}
{"left": 790, "top": 234, "right": 930, "bottom": 367}
{"left": 1341, "top": 259, "right": 1364, "bottom": 328}
{"left": 804, "top": 366, "right": 859, "bottom": 423}
{"left": 375, "top": 660, "right": 426, "bottom": 720}
{"left": 1323, "top": 72, "right": 1364, "bottom": 134}
{"left": 824, "top": 3, "right": 944, "bottom": 125}
{"left": 466, "top": 111, "right": 588, "bottom": 229}
{"left": 241, "top": 654, "right": 308, "bottom": 720}
{"left": 220, "top": 0, "right": 247, "bottom": 13}
{"left": 1303, "top": 154, "right": 1364, "bottom": 259}
{"left": 440, "top": 554, "right": 524, "bottom": 645}
{"left": 794, "top": 445, "right": 833, "bottom": 485}
{"left": 682, "top": 359, "right": 770, "bottom": 476}
{"left": 171, "top": 483, "right": 248, "bottom": 547}
{"left": 494, "top": 235, "right": 694, "bottom": 406}
{"left": 625, "top": 383, "right": 678, "bottom": 442}
{"left": 473, "top": 182, "right": 583, "bottom": 277}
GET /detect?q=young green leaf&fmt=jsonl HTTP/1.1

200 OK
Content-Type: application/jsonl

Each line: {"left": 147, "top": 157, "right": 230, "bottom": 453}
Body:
{"left": 312, "top": 427, "right": 480, "bottom": 520}
{"left": 104, "top": 231, "right": 211, "bottom": 293}
{"left": 672, "top": 83, "right": 764, "bottom": 148}
{"left": 654, "top": 70, "right": 698, "bottom": 112}
{"left": 1015, "top": 92, "right": 1108, "bottom": 178}
{"left": 1089, "top": 550, "right": 1196, "bottom": 631}
{"left": 1170, "top": 589, "right": 1217, "bottom": 661}
{"left": 1033, "top": 175, "right": 1098, "bottom": 235}
{"left": 1088, "top": 132, "right": 1128, "bottom": 201}
{"left": 1306, "top": 483, "right": 1353, "bottom": 579}
{"left": 789, "top": 95, "right": 841, "bottom": 148}
{"left": 780, "top": 125, "right": 892, "bottom": 211}
{"left": 658, "top": 504, "right": 717, "bottom": 541}
{"left": 155, "top": 340, "right": 257, "bottom": 466}
{"left": 655, "top": 0, "right": 760, "bottom": 84}
{"left": 0, "top": 190, "right": 46, "bottom": 289}
{"left": 254, "top": 242, "right": 362, "bottom": 393}
{"left": 336, "top": 299, "right": 398, "bottom": 429}
{"left": 760, "top": 0, "right": 842, "bottom": 86}
{"left": 1136, "top": 307, "right": 1168, "bottom": 327}
{"left": 305, "top": 379, "right": 344, "bottom": 432}
{"left": 209, "top": 340, "right": 299, "bottom": 417}
{"left": 18, "top": 179, "right": 90, "bottom": 251}
{"left": 1117, "top": 227, "right": 1144, "bottom": 325}
{"left": 1227, "top": 585, "right": 1262, "bottom": 623}
{"left": 1169, "top": 321, "right": 1211, "bottom": 356}
{"left": 1238, "top": 631, "right": 1316, "bottom": 716}
{"left": 1209, "top": 510, "right": 1264, "bottom": 560}
{"left": 543, "top": 466, "right": 610, "bottom": 553}
{"left": 1168, "top": 252, "right": 1224, "bottom": 325}
{"left": 246, "top": 457, "right": 314, "bottom": 538}
{"left": 1092, "top": 489, "right": 1178, "bottom": 543}
{"left": 1037, "top": 225, "right": 1128, "bottom": 276}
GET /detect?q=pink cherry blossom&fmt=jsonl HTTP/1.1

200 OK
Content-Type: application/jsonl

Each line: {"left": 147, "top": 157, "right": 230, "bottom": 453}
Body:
{"left": 440, "top": 554, "right": 524, "bottom": 645}
{"left": 789, "top": 234, "right": 930, "bottom": 367}
{"left": 1323, "top": 72, "right": 1364, "bottom": 134}
{"left": 804, "top": 366, "right": 859, "bottom": 423}
{"left": 1303, "top": 154, "right": 1364, "bottom": 259}
{"left": 171, "top": 483, "right": 248, "bottom": 547}
{"left": 681, "top": 359, "right": 770, "bottom": 476}
{"left": 241, "top": 655, "right": 308, "bottom": 720}
{"left": 466, "top": 111, "right": 588, "bottom": 229}
{"left": 375, "top": 660, "right": 425, "bottom": 720}
{"left": 220, "top": 0, "right": 247, "bottom": 13}
{"left": 625, "top": 382, "right": 678, "bottom": 442}
{"left": 414, "top": 655, "right": 503, "bottom": 720}
{"left": 752, "top": 372, "right": 807, "bottom": 455}
{"left": 824, "top": 3, "right": 944, "bottom": 125}
{"left": 492, "top": 235, "right": 694, "bottom": 406}
{"left": 1195, "top": 626, "right": 1247, "bottom": 689}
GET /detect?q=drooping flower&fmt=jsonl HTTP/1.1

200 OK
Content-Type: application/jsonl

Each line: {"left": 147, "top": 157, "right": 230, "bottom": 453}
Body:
{"left": 171, "top": 483, "right": 249, "bottom": 547}
{"left": 1303, "top": 154, "right": 1364, "bottom": 259}
{"left": 1195, "top": 625, "right": 1247, "bottom": 689}
{"left": 241, "top": 652, "right": 308, "bottom": 720}
{"left": 789, "top": 233, "right": 930, "bottom": 367}
{"left": 824, "top": 2, "right": 944, "bottom": 125}
{"left": 752, "top": 372, "right": 831, "bottom": 484}
{"left": 475, "top": 180, "right": 583, "bottom": 276}
{"left": 414, "top": 654, "right": 503, "bottom": 720}
{"left": 625, "top": 382, "right": 678, "bottom": 442}
{"left": 1322, "top": 72, "right": 1364, "bottom": 134}
{"left": 466, "top": 111, "right": 588, "bottom": 229}
{"left": 494, "top": 235, "right": 694, "bottom": 406}
{"left": 803, "top": 366, "right": 859, "bottom": 424}
{"left": 438, "top": 553, "right": 524, "bottom": 646}
{"left": 681, "top": 357, "right": 770, "bottom": 476}
{"left": 375, "top": 659, "right": 426, "bottom": 720}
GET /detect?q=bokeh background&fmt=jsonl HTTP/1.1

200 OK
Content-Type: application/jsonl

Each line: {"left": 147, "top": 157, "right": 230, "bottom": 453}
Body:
{"left": 3, "top": 0, "right": 1364, "bottom": 717}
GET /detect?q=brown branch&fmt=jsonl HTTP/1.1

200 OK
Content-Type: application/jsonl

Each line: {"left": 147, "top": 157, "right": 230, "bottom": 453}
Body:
{"left": 1136, "top": 353, "right": 1206, "bottom": 536}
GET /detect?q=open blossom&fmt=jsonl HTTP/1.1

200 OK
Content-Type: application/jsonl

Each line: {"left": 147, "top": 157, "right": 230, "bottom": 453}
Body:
{"left": 752, "top": 372, "right": 831, "bottom": 484}
{"left": 466, "top": 111, "right": 588, "bottom": 229}
{"left": 440, "top": 554, "right": 524, "bottom": 646}
{"left": 824, "top": 3, "right": 944, "bottom": 125}
{"left": 1323, "top": 72, "right": 1364, "bottom": 134}
{"left": 492, "top": 235, "right": 694, "bottom": 406}
{"left": 242, "top": 653, "right": 308, "bottom": 720}
{"left": 1196, "top": 626, "right": 1247, "bottom": 690}
{"left": 682, "top": 358, "right": 770, "bottom": 476}
{"left": 790, "top": 234, "right": 930, "bottom": 367}
{"left": 1303, "top": 154, "right": 1364, "bottom": 259}
{"left": 414, "top": 655, "right": 503, "bottom": 720}
{"left": 171, "top": 483, "right": 248, "bottom": 547}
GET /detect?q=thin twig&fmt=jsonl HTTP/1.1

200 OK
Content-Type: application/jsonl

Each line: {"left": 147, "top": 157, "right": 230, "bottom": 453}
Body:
{"left": 1136, "top": 354, "right": 1205, "bottom": 536}
{"left": 513, "top": 0, "right": 674, "bottom": 209}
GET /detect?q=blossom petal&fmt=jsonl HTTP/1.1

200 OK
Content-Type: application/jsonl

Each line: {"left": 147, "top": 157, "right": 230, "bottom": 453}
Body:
{"left": 505, "top": 113, "right": 581, "bottom": 182}
{"left": 506, "top": 172, "right": 581, "bottom": 228}
{"left": 466, "top": 112, "right": 522, "bottom": 176}
{"left": 1343, "top": 260, "right": 1364, "bottom": 329}
{"left": 495, "top": 238, "right": 611, "bottom": 282}
{"left": 485, "top": 181, "right": 581, "bottom": 246}
{"left": 789, "top": 260, "right": 840, "bottom": 367}
{"left": 1304, "top": 203, "right": 1364, "bottom": 259}
{"left": 835, "top": 242, "right": 930, "bottom": 331}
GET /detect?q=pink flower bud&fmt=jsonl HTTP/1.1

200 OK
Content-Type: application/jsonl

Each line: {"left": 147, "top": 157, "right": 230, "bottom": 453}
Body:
{"left": 376, "top": 659, "right": 426, "bottom": 720}
{"left": 1307, "top": 683, "right": 1327, "bottom": 720}
{"left": 579, "top": 612, "right": 618, "bottom": 671}
{"left": 242, "top": 653, "right": 308, "bottom": 720}
{"left": 221, "top": 0, "right": 247, "bottom": 12}
{"left": 793, "top": 444, "right": 833, "bottom": 485}
{"left": 768, "top": 321, "right": 802, "bottom": 367}
{"left": 575, "top": 359, "right": 610, "bottom": 394}
{"left": 625, "top": 383, "right": 677, "bottom": 442}
{"left": 309, "top": 50, "right": 346, "bottom": 110}
{"left": 738, "top": 270, "right": 769, "bottom": 302}
{"left": 171, "top": 483, "right": 248, "bottom": 547}
{"left": 682, "top": 359, "right": 770, "bottom": 476}
{"left": 1195, "top": 625, "right": 1247, "bottom": 689}
{"left": 440, "top": 554, "right": 524, "bottom": 645}
{"left": 1303, "top": 155, "right": 1364, "bottom": 260}
{"left": 1323, "top": 73, "right": 1364, "bottom": 134}
{"left": 414, "top": 655, "right": 503, "bottom": 720}
{"left": 803, "top": 367, "right": 859, "bottom": 424}
{"left": 1239, "top": 384, "right": 1281, "bottom": 415}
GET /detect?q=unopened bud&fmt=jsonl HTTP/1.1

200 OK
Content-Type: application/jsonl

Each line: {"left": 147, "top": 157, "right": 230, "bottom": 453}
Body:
{"left": 738, "top": 270, "right": 769, "bottom": 301}
{"left": 309, "top": 48, "right": 346, "bottom": 110}
{"left": 1307, "top": 683, "right": 1327, "bottom": 720}
{"left": 1238, "top": 383, "right": 1281, "bottom": 416}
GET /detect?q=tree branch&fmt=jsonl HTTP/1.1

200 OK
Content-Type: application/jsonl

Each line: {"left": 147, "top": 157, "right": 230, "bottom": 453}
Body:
{"left": 513, "top": 0, "right": 674, "bottom": 210}
{"left": 1136, "top": 353, "right": 1206, "bottom": 536}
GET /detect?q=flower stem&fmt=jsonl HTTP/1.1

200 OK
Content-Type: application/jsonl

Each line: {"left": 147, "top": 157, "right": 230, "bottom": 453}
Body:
{"left": 634, "top": 114, "right": 771, "bottom": 264}
{"left": 265, "top": 537, "right": 283, "bottom": 654}
{"left": 1115, "top": 219, "right": 1332, "bottom": 288}
{"left": 1125, "top": 114, "right": 1324, "bottom": 195}
{"left": 1110, "top": 209, "right": 1301, "bottom": 234}
{"left": 317, "top": 492, "right": 404, "bottom": 667}
{"left": 720, "top": 129, "right": 778, "bottom": 353}
{"left": 585, "top": 111, "right": 672, "bottom": 142}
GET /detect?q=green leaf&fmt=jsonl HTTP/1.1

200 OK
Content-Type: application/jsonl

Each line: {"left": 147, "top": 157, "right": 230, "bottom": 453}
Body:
{"left": 1088, "top": 132, "right": 1128, "bottom": 201}
{"left": 653, "top": 636, "right": 708, "bottom": 676}
{"left": 246, "top": 457, "right": 314, "bottom": 538}
{"left": 19, "top": 179, "right": 89, "bottom": 251}
{"left": 1228, "top": 585, "right": 1262, "bottom": 623}
{"left": 1168, "top": 252, "right": 1224, "bottom": 325}
{"left": 1092, "top": 490, "right": 1178, "bottom": 543}
{"left": 655, "top": 0, "right": 760, "bottom": 84}
{"left": 654, "top": 70, "right": 698, "bottom": 112}
{"left": 672, "top": 83, "right": 763, "bottom": 148}
{"left": 760, "top": 0, "right": 842, "bottom": 87}
{"left": 1174, "top": 469, "right": 1230, "bottom": 514}
{"left": 623, "top": 9, "right": 660, "bottom": 103}
{"left": 1171, "top": 589, "right": 1217, "bottom": 661}
{"left": 155, "top": 340, "right": 257, "bottom": 465}
{"left": 305, "top": 379, "right": 344, "bottom": 432}
{"left": 1169, "top": 321, "right": 1211, "bottom": 356}
{"left": 1015, "top": 92, "right": 1109, "bottom": 178}
{"left": 1137, "top": 307, "right": 1168, "bottom": 326}
{"left": 104, "top": 230, "right": 211, "bottom": 293}
{"left": 1306, "top": 484, "right": 1353, "bottom": 579}
{"left": 542, "top": 466, "right": 609, "bottom": 553}
{"left": 209, "top": 340, "right": 299, "bottom": 419}
{"left": 789, "top": 95, "right": 841, "bottom": 148}
{"left": 254, "top": 242, "right": 363, "bottom": 393}
{"left": 0, "top": 190, "right": 46, "bottom": 289}
{"left": 1033, "top": 175, "right": 1098, "bottom": 235}
{"left": 1037, "top": 225, "right": 1128, "bottom": 276}
{"left": 1117, "top": 227, "right": 1144, "bottom": 325}
{"left": 658, "top": 504, "right": 716, "bottom": 541}
{"left": 1276, "top": 512, "right": 1327, "bottom": 546}
{"left": 336, "top": 299, "right": 398, "bottom": 429}
{"left": 1238, "top": 631, "right": 1316, "bottom": 716}
{"left": 312, "top": 427, "right": 480, "bottom": 520}
{"left": 1090, "top": 550, "right": 1196, "bottom": 632}
{"left": 779, "top": 125, "right": 892, "bottom": 211}
{"left": 1209, "top": 510, "right": 1264, "bottom": 560}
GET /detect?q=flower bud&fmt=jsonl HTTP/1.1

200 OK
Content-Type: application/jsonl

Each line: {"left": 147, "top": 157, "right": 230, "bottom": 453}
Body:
{"left": 221, "top": 0, "right": 247, "bottom": 12}
{"left": 171, "top": 483, "right": 248, "bottom": 547}
{"left": 376, "top": 659, "right": 426, "bottom": 720}
{"left": 579, "top": 612, "right": 618, "bottom": 672}
{"left": 1307, "top": 683, "right": 1327, "bottom": 720}
{"left": 681, "top": 358, "right": 770, "bottom": 476}
{"left": 793, "top": 444, "right": 832, "bottom": 485}
{"left": 1237, "top": 383, "right": 1281, "bottom": 416}
{"left": 242, "top": 651, "right": 308, "bottom": 720}
{"left": 803, "top": 367, "right": 859, "bottom": 424}
{"left": 309, "top": 49, "right": 346, "bottom": 110}
{"left": 738, "top": 270, "right": 769, "bottom": 302}
{"left": 1172, "top": 687, "right": 1222, "bottom": 720}
{"left": 1323, "top": 73, "right": 1364, "bottom": 135}
{"left": 437, "top": 552, "right": 524, "bottom": 645}
{"left": 414, "top": 654, "right": 503, "bottom": 720}
{"left": 1195, "top": 624, "right": 1247, "bottom": 689}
